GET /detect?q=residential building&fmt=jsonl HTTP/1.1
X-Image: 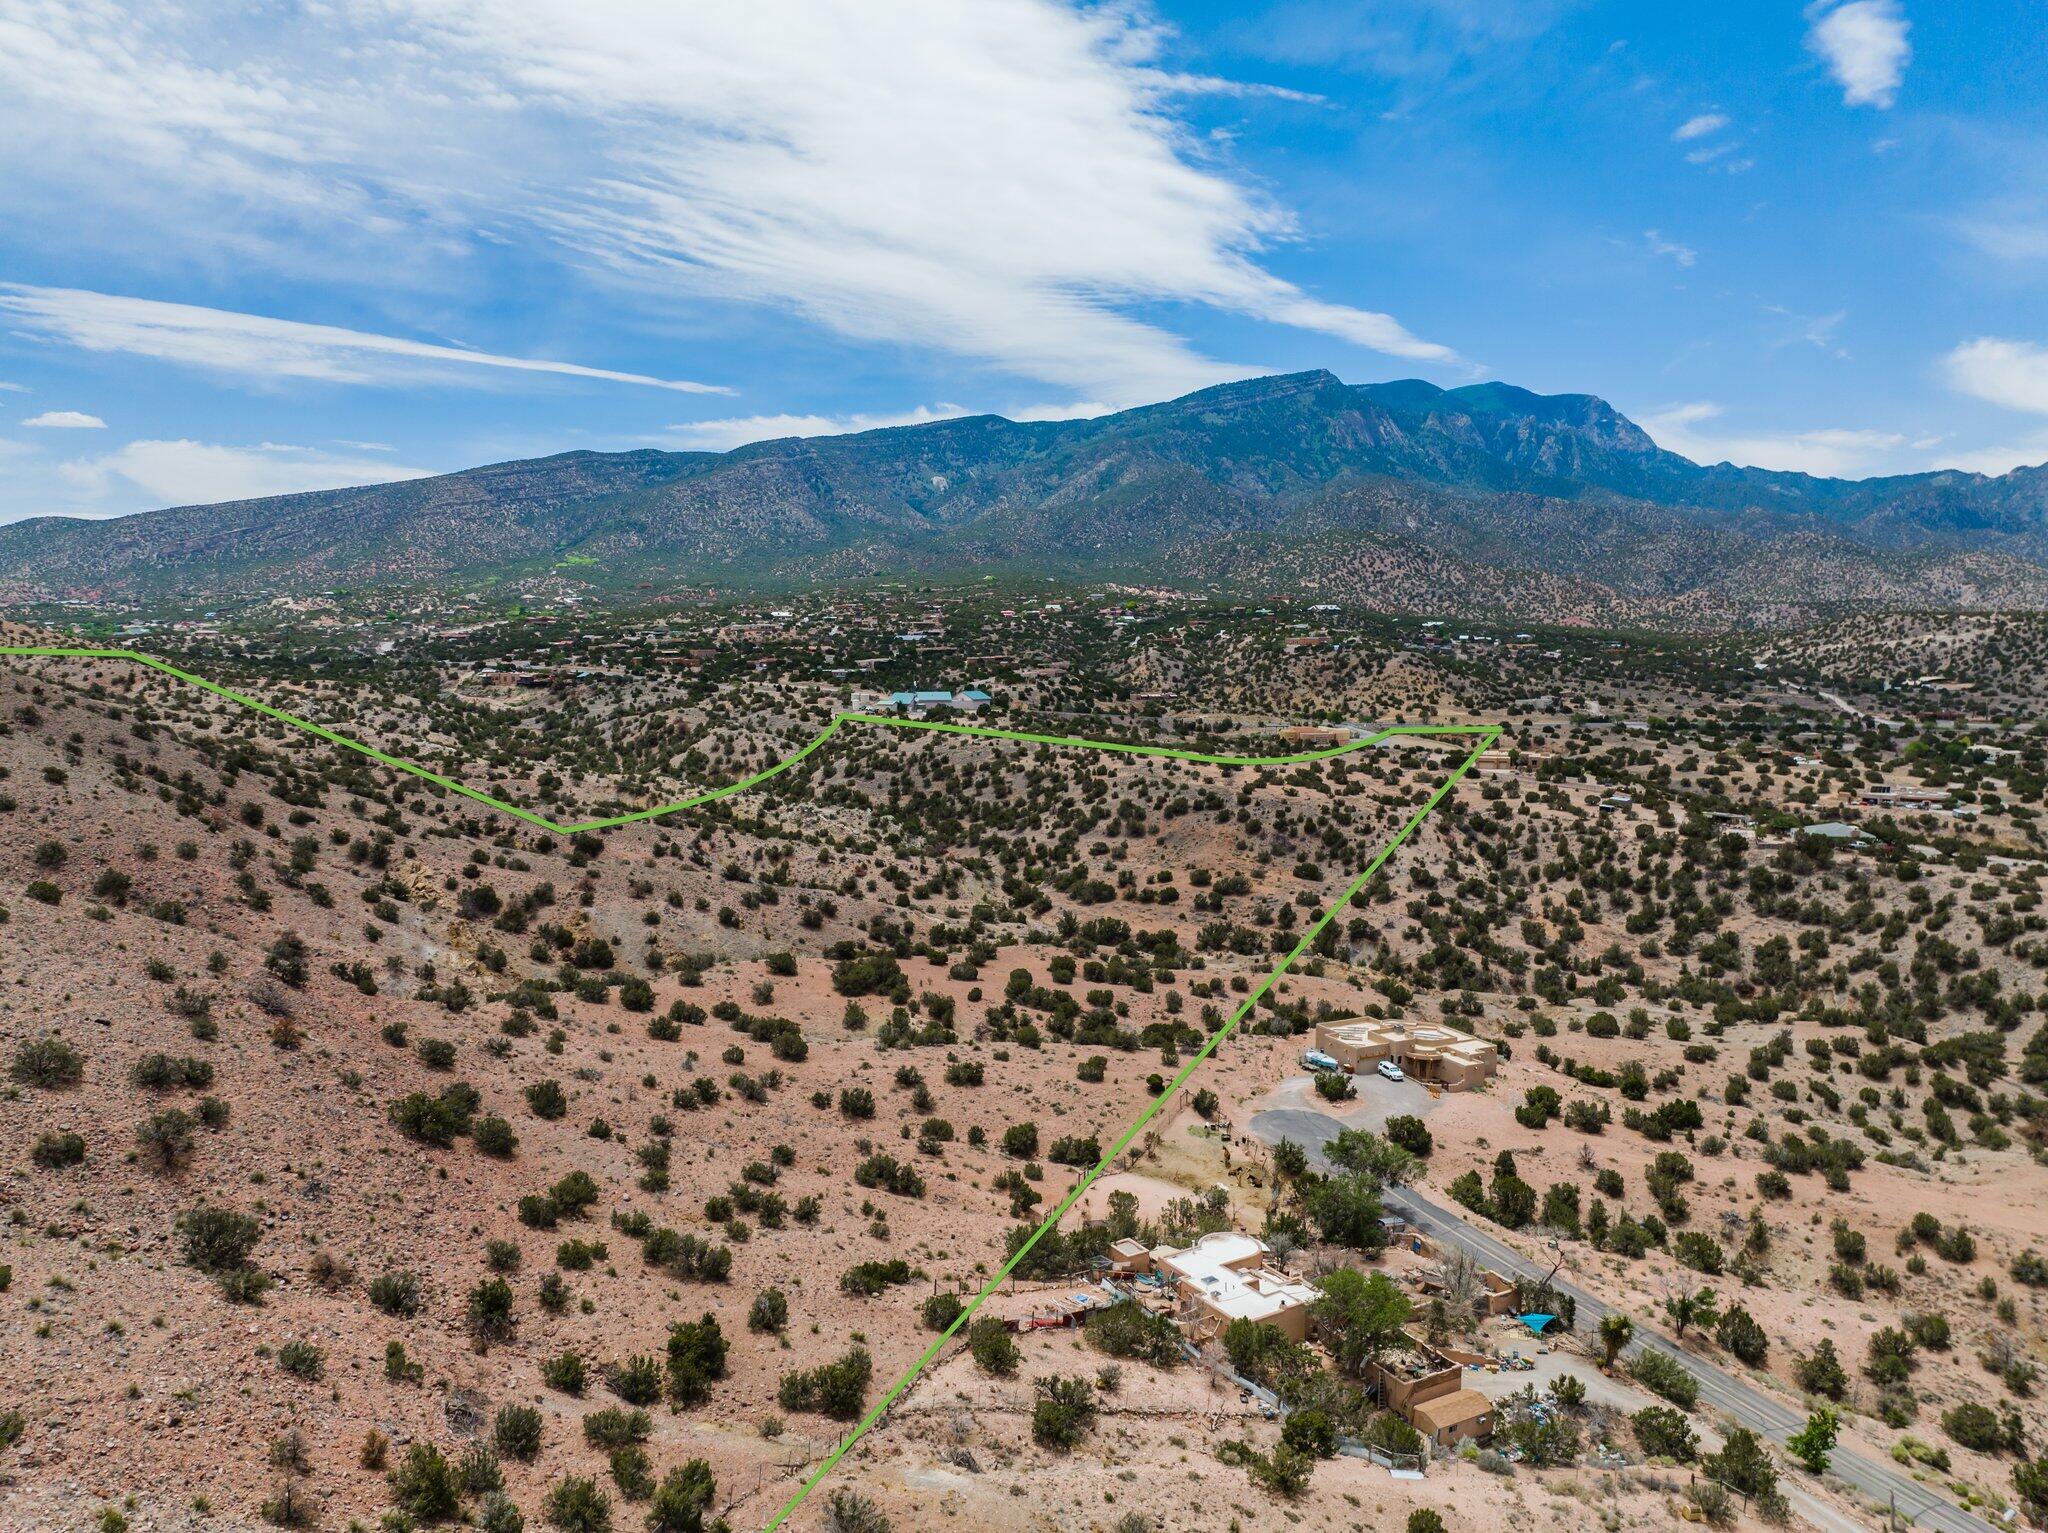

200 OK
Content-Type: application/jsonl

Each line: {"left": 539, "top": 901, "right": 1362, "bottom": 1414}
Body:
{"left": 1311, "top": 1019, "right": 1498, "bottom": 1091}
{"left": 1367, "top": 1338, "right": 1495, "bottom": 1448}
{"left": 1859, "top": 784, "right": 1952, "bottom": 809}
{"left": 1153, "top": 1232, "right": 1317, "bottom": 1343}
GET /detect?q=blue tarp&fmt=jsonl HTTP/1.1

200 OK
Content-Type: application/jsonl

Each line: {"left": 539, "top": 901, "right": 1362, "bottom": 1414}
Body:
{"left": 1519, "top": 1313, "right": 1558, "bottom": 1336}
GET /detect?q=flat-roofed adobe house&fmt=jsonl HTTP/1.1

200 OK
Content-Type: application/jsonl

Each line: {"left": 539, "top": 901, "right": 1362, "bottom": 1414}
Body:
{"left": 1368, "top": 1337, "right": 1495, "bottom": 1448}
{"left": 1312, "top": 1019, "right": 1497, "bottom": 1091}
{"left": 1153, "top": 1232, "right": 1317, "bottom": 1343}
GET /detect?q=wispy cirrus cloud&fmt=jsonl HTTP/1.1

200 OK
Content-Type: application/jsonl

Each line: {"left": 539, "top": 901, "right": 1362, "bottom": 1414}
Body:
{"left": 1806, "top": 1, "right": 1911, "bottom": 110}
{"left": 0, "top": 1, "right": 1460, "bottom": 408}
{"left": 0, "top": 285, "right": 727, "bottom": 393}
{"left": 1672, "top": 113, "right": 1728, "bottom": 142}
{"left": 1643, "top": 230, "right": 1698, "bottom": 267}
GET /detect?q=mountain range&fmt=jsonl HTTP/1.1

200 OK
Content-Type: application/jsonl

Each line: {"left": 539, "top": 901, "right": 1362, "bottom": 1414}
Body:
{"left": 4, "top": 369, "right": 2046, "bottom": 625}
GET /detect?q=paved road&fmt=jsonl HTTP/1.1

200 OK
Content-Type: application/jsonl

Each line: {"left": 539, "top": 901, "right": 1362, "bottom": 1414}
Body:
{"left": 1250, "top": 1107, "right": 1992, "bottom": 1533}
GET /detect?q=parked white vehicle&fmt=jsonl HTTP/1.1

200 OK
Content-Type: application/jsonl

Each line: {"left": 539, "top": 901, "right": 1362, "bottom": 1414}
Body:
{"left": 1376, "top": 1059, "right": 1406, "bottom": 1082}
{"left": 1302, "top": 1050, "right": 1340, "bottom": 1073}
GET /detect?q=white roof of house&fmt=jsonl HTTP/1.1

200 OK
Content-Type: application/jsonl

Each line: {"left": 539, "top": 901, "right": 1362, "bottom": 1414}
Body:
{"left": 1155, "top": 1233, "right": 1317, "bottom": 1323}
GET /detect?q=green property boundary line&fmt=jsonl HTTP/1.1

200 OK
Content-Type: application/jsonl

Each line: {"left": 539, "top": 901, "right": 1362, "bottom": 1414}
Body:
{"left": 0, "top": 643, "right": 1500, "bottom": 1531}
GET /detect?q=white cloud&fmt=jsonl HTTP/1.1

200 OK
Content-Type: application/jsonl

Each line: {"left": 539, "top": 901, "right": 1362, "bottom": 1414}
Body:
{"left": 1640, "top": 401, "right": 1906, "bottom": 476}
{"left": 1643, "top": 230, "right": 1697, "bottom": 267}
{"left": 60, "top": 439, "right": 435, "bottom": 511}
{"left": 0, "top": 285, "right": 726, "bottom": 393}
{"left": 667, "top": 406, "right": 972, "bottom": 452}
{"left": 668, "top": 397, "right": 1119, "bottom": 451}
{"left": 1672, "top": 113, "right": 1728, "bottom": 142}
{"left": 1806, "top": 1, "right": 1911, "bottom": 110}
{"left": 0, "top": 380, "right": 27, "bottom": 392}
{"left": 21, "top": 409, "right": 105, "bottom": 428}
{"left": 0, "top": 1, "right": 1460, "bottom": 406}
{"left": 1956, "top": 217, "right": 2048, "bottom": 264}
{"left": 1943, "top": 337, "right": 2048, "bottom": 416}
{"left": 1927, "top": 433, "right": 2048, "bottom": 476}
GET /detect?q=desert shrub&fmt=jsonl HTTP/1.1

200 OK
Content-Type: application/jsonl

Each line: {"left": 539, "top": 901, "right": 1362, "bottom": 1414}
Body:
{"left": 609, "top": 1443, "right": 653, "bottom": 1500}
{"left": 665, "top": 1314, "right": 729, "bottom": 1407}
{"left": 11, "top": 1036, "right": 84, "bottom": 1088}
{"left": 646, "top": 1462, "right": 718, "bottom": 1533}
{"left": 526, "top": 1079, "right": 568, "bottom": 1119}
{"left": 467, "top": 1276, "right": 516, "bottom": 1343}
{"left": 1673, "top": 1231, "right": 1724, "bottom": 1275}
{"left": 968, "top": 1317, "right": 1021, "bottom": 1376}
{"left": 1794, "top": 1339, "right": 1849, "bottom": 1400}
{"left": 1686, "top": 1480, "right": 1736, "bottom": 1528}
{"left": 823, "top": 1489, "right": 891, "bottom": 1533}
{"left": 132, "top": 1053, "right": 214, "bottom": 1090}
{"left": 1633, "top": 1405, "right": 1698, "bottom": 1461}
{"left": 136, "top": 1109, "right": 195, "bottom": 1170}
{"left": 839, "top": 1259, "right": 913, "bottom": 1297}
{"left": 32, "top": 1130, "right": 87, "bottom": 1169}
{"left": 1628, "top": 1349, "right": 1699, "bottom": 1410}
{"left": 388, "top": 1090, "right": 471, "bottom": 1147}
{"left": 178, "top": 1204, "right": 261, "bottom": 1273}
{"left": 608, "top": 1355, "right": 664, "bottom": 1407}
{"left": 218, "top": 1267, "right": 273, "bottom": 1304}
{"left": 582, "top": 1409, "right": 651, "bottom": 1450}
{"left": 1716, "top": 1305, "right": 1769, "bottom": 1366}
{"left": 473, "top": 1115, "right": 518, "bottom": 1157}
{"left": 1906, "top": 1312, "right": 1952, "bottom": 1351}
{"left": 853, "top": 1153, "right": 925, "bottom": 1198}
{"left": 476, "top": 1493, "right": 522, "bottom": 1533}
{"left": 748, "top": 1288, "right": 789, "bottom": 1334}
{"left": 1360, "top": 1412, "right": 1424, "bottom": 1456}
{"left": 494, "top": 1404, "right": 544, "bottom": 1462}
{"left": 550, "top": 1170, "right": 601, "bottom": 1217}
{"left": 387, "top": 1442, "right": 462, "bottom": 1521}
{"left": 542, "top": 1351, "right": 587, "bottom": 1394}
{"left": 277, "top": 1340, "right": 324, "bottom": 1380}
{"left": 1088, "top": 1300, "right": 1182, "bottom": 1368}
{"left": 1943, "top": 1402, "right": 2019, "bottom": 1454}
{"left": 1385, "top": 1115, "right": 1433, "bottom": 1157}
{"left": 1031, "top": 1374, "right": 1098, "bottom": 1450}
{"left": 1281, "top": 1409, "right": 1337, "bottom": 1458}
{"left": 778, "top": 1348, "right": 873, "bottom": 1420}
{"left": 1703, "top": 1427, "right": 1780, "bottom": 1508}
{"left": 542, "top": 1475, "right": 612, "bottom": 1533}
{"left": 837, "top": 1085, "right": 876, "bottom": 1119}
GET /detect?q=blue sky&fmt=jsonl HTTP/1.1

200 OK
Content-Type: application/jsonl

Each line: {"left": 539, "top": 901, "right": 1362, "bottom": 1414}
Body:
{"left": 1, "top": 0, "right": 2045, "bottom": 523}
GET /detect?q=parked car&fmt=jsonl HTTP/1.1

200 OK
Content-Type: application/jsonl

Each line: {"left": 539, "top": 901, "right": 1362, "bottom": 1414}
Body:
{"left": 1376, "top": 1059, "right": 1406, "bottom": 1082}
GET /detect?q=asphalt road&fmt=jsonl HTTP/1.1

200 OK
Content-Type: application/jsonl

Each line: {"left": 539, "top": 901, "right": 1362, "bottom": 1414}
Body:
{"left": 1249, "top": 1106, "right": 1993, "bottom": 1533}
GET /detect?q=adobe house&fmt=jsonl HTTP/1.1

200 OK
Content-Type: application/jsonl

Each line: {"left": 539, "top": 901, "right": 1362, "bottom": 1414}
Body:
{"left": 1414, "top": 1266, "right": 1520, "bottom": 1319}
{"left": 1368, "top": 1337, "right": 1495, "bottom": 1449}
{"left": 1408, "top": 1386, "right": 1496, "bottom": 1448}
{"left": 1312, "top": 1019, "right": 1498, "bottom": 1091}
{"left": 1153, "top": 1232, "right": 1317, "bottom": 1344}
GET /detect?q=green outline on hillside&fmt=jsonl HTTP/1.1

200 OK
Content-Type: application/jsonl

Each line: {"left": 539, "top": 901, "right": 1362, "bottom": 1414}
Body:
{"left": 0, "top": 643, "right": 1499, "bottom": 1530}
